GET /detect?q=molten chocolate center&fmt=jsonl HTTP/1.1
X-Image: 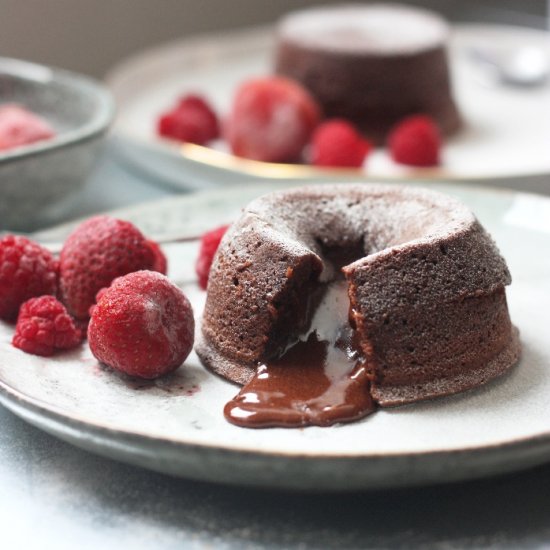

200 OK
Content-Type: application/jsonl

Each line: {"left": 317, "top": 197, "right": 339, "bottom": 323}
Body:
{"left": 224, "top": 282, "right": 376, "bottom": 428}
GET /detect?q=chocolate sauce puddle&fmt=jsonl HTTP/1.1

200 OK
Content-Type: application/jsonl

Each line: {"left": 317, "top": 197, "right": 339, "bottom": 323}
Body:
{"left": 224, "top": 282, "right": 376, "bottom": 428}
{"left": 224, "top": 332, "right": 375, "bottom": 428}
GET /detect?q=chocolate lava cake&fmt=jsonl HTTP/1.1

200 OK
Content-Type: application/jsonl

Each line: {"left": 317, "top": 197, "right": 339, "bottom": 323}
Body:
{"left": 274, "top": 3, "right": 462, "bottom": 143}
{"left": 196, "top": 184, "right": 520, "bottom": 424}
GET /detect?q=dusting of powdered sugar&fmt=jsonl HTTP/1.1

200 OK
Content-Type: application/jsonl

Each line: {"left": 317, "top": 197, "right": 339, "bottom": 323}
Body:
{"left": 278, "top": 3, "right": 449, "bottom": 54}
{"left": 244, "top": 183, "right": 474, "bottom": 254}
{"left": 228, "top": 183, "right": 510, "bottom": 315}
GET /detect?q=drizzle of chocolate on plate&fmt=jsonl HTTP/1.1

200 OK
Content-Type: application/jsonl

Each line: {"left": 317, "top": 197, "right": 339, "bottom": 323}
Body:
{"left": 224, "top": 281, "right": 375, "bottom": 428}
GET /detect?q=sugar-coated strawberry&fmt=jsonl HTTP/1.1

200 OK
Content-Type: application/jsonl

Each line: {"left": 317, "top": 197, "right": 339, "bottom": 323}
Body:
{"left": 388, "top": 114, "right": 441, "bottom": 167}
{"left": 59, "top": 216, "right": 161, "bottom": 320}
{"left": 196, "top": 224, "right": 229, "bottom": 290}
{"left": 0, "top": 104, "right": 55, "bottom": 151}
{"left": 0, "top": 235, "right": 58, "bottom": 322}
{"left": 157, "top": 94, "right": 219, "bottom": 145}
{"left": 88, "top": 271, "right": 194, "bottom": 379}
{"left": 310, "top": 119, "right": 372, "bottom": 168}
{"left": 12, "top": 296, "right": 82, "bottom": 357}
{"left": 226, "top": 76, "right": 320, "bottom": 163}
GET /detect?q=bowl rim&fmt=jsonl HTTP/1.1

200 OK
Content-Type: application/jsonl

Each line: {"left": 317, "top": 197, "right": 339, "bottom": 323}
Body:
{"left": 0, "top": 56, "right": 115, "bottom": 164}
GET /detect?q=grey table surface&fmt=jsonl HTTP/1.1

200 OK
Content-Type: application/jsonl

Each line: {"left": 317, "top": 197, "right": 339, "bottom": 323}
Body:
{"left": 2, "top": 148, "right": 550, "bottom": 550}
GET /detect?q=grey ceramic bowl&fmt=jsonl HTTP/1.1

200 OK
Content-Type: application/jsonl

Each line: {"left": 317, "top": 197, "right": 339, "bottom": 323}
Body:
{"left": 0, "top": 57, "right": 114, "bottom": 231}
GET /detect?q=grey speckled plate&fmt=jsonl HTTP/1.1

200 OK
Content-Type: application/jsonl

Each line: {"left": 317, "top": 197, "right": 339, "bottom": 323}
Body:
{"left": 0, "top": 181, "right": 549, "bottom": 491}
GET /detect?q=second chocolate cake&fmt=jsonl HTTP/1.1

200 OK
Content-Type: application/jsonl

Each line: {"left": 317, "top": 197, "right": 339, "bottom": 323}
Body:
{"left": 275, "top": 3, "right": 462, "bottom": 142}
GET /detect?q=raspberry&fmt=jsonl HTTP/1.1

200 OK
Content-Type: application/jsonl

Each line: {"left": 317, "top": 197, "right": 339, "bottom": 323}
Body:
{"left": 196, "top": 225, "right": 229, "bottom": 290}
{"left": 157, "top": 94, "right": 219, "bottom": 145}
{"left": 59, "top": 216, "right": 161, "bottom": 320}
{"left": 226, "top": 76, "right": 320, "bottom": 163}
{"left": 12, "top": 296, "right": 82, "bottom": 357}
{"left": 388, "top": 115, "right": 441, "bottom": 167}
{"left": 0, "top": 235, "right": 58, "bottom": 322}
{"left": 177, "top": 95, "right": 212, "bottom": 111}
{"left": 145, "top": 240, "right": 167, "bottom": 275}
{"left": 310, "top": 119, "right": 372, "bottom": 168}
{"left": 0, "top": 104, "right": 55, "bottom": 151}
{"left": 88, "top": 271, "right": 195, "bottom": 379}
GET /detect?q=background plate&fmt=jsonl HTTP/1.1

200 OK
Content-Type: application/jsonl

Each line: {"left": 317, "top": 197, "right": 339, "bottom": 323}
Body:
{"left": 0, "top": 181, "right": 549, "bottom": 491}
{"left": 107, "top": 24, "right": 550, "bottom": 191}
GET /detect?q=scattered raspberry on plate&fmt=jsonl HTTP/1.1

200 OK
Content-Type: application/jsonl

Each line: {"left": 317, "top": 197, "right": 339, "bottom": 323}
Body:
{"left": 157, "top": 94, "right": 220, "bottom": 145}
{"left": 196, "top": 224, "right": 229, "bottom": 290}
{"left": 59, "top": 215, "right": 165, "bottom": 319}
{"left": 0, "top": 235, "right": 58, "bottom": 322}
{"left": 12, "top": 296, "right": 83, "bottom": 357}
{"left": 388, "top": 114, "right": 441, "bottom": 167}
{"left": 0, "top": 104, "right": 55, "bottom": 152}
{"left": 88, "top": 270, "right": 195, "bottom": 379}
{"left": 310, "top": 119, "right": 372, "bottom": 168}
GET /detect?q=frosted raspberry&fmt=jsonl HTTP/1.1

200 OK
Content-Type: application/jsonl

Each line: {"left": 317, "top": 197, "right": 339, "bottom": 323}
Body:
{"left": 0, "top": 235, "right": 58, "bottom": 322}
{"left": 196, "top": 225, "right": 229, "bottom": 290}
{"left": 12, "top": 296, "right": 82, "bottom": 356}
{"left": 88, "top": 271, "right": 194, "bottom": 379}
{"left": 310, "top": 119, "right": 372, "bottom": 168}
{"left": 388, "top": 114, "right": 441, "bottom": 167}
{"left": 59, "top": 216, "right": 163, "bottom": 319}
{"left": 157, "top": 94, "right": 219, "bottom": 145}
{"left": 226, "top": 77, "right": 320, "bottom": 163}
